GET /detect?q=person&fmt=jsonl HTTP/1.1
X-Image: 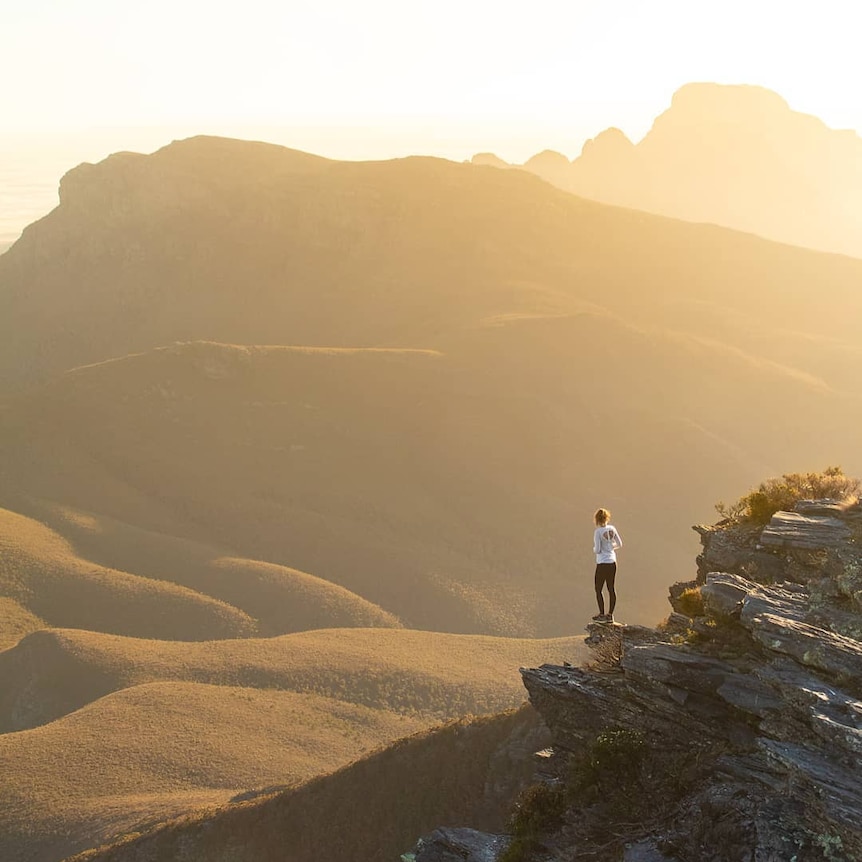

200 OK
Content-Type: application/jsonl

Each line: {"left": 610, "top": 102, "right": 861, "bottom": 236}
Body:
{"left": 592, "top": 508, "right": 622, "bottom": 622}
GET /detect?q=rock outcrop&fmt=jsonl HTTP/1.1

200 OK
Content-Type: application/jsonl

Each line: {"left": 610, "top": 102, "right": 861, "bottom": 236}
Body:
{"left": 408, "top": 500, "right": 862, "bottom": 861}
{"left": 406, "top": 827, "right": 510, "bottom": 862}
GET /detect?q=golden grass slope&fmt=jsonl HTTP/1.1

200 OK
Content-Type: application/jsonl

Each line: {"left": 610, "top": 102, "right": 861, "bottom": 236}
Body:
{"left": 33, "top": 502, "right": 401, "bottom": 635}
{"left": 0, "top": 681, "right": 425, "bottom": 862}
{"left": 0, "top": 629, "right": 584, "bottom": 862}
{"left": 0, "top": 626, "right": 587, "bottom": 732}
{"left": 0, "top": 507, "right": 256, "bottom": 640}
{"left": 4, "top": 334, "right": 861, "bottom": 632}
{"left": 0, "top": 597, "right": 44, "bottom": 651}
{"left": 68, "top": 705, "right": 546, "bottom": 862}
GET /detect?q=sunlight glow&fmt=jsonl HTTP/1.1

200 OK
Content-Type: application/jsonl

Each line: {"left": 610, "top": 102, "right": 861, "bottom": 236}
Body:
{"left": 2, "top": 0, "right": 859, "bottom": 161}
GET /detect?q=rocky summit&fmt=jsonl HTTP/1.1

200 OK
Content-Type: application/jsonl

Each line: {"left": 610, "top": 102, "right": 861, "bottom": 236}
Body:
{"left": 407, "top": 501, "right": 862, "bottom": 861}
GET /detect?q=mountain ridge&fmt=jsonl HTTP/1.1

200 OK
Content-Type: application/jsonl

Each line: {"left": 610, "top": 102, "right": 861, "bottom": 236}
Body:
{"left": 473, "top": 82, "right": 862, "bottom": 258}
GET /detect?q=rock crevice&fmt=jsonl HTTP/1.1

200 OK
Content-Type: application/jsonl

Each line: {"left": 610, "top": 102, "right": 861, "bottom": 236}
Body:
{"left": 409, "top": 501, "right": 862, "bottom": 861}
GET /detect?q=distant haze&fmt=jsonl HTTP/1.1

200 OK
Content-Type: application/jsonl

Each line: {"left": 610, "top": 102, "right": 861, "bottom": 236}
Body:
{"left": 3, "top": 81, "right": 861, "bottom": 257}
{"left": 475, "top": 83, "right": 862, "bottom": 259}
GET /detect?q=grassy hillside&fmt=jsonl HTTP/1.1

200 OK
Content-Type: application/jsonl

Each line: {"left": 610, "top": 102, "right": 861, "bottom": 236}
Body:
{"left": 0, "top": 597, "right": 44, "bottom": 651}
{"left": 0, "top": 627, "right": 586, "bottom": 732}
{"left": 0, "top": 507, "right": 256, "bottom": 640}
{"left": 0, "top": 628, "right": 583, "bottom": 861}
{"left": 0, "top": 682, "right": 426, "bottom": 862}
{"left": 29, "top": 500, "right": 402, "bottom": 635}
{"left": 2, "top": 335, "right": 859, "bottom": 631}
{"left": 68, "top": 706, "right": 546, "bottom": 862}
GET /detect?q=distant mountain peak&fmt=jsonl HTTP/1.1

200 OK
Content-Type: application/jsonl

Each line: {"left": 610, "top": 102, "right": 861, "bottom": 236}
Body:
{"left": 579, "top": 127, "right": 634, "bottom": 159}
{"left": 669, "top": 81, "right": 792, "bottom": 116}
{"left": 473, "top": 81, "right": 862, "bottom": 258}
{"left": 523, "top": 149, "right": 570, "bottom": 169}
{"left": 471, "top": 152, "right": 510, "bottom": 169}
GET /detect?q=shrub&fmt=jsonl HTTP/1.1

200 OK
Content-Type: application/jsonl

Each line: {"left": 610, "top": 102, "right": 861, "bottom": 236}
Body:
{"left": 498, "top": 782, "right": 567, "bottom": 862}
{"left": 570, "top": 729, "right": 646, "bottom": 800}
{"left": 676, "top": 587, "right": 705, "bottom": 617}
{"left": 560, "top": 731, "right": 723, "bottom": 859}
{"left": 715, "top": 467, "right": 860, "bottom": 525}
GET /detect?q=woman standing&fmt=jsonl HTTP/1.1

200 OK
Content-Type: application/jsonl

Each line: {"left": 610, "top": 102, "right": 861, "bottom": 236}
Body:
{"left": 592, "top": 508, "right": 622, "bottom": 622}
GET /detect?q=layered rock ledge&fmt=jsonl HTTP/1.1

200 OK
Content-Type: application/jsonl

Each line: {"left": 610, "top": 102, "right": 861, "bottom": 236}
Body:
{"left": 407, "top": 501, "right": 862, "bottom": 861}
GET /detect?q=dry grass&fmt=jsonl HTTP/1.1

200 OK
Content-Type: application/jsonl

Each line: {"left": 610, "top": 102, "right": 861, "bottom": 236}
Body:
{"left": 0, "top": 507, "right": 256, "bottom": 640}
{"left": 0, "top": 681, "right": 425, "bottom": 862}
{"left": 0, "top": 629, "right": 585, "bottom": 862}
{"left": 0, "top": 626, "right": 588, "bottom": 732}
{"left": 0, "top": 597, "right": 44, "bottom": 651}
{"left": 35, "top": 501, "right": 402, "bottom": 634}
{"left": 67, "top": 705, "right": 545, "bottom": 862}
{"left": 3, "top": 334, "right": 840, "bottom": 636}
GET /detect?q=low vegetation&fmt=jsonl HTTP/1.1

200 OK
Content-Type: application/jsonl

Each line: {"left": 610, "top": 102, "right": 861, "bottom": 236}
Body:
{"left": 0, "top": 627, "right": 588, "bottom": 733}
{"left": 499, "top": 782, "right": 568, "bottom": 862}
{"left": 67, "top": 707, "right": 542, "bottom": 862}
{"left": 499, "top": 728, "right": 722, "bottom": 861}
{"left": 0, "top": 598, "right": 44, "bottom": 651}
{"left": 675, "top": 586, "right": 705, "bottom": 617}
{"left": 0, "top": 507, "right": 257, "bottom": 642}
{"left": 715, "top": 467, "right": 861, "bottom": 525}
{"left": 0, "top": 627, "right": 586, "bottom": 861}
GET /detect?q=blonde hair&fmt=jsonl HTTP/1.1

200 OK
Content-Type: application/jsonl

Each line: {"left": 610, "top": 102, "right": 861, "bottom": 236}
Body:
{"left": 594, "top": 508, "right": 611, "bottom": 526}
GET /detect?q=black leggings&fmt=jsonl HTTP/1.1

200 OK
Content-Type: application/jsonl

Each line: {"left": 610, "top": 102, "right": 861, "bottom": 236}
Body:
{"left": 595, "top": 562, "right": 617, "bottom": 615}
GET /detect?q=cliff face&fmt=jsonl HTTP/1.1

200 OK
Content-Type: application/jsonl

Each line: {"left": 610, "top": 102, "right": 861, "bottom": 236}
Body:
{"left": 414, "top": 501, "right": 862, "bottom": 861}
{"left": 523, "top": 501, "right": 862, "bottom": 861}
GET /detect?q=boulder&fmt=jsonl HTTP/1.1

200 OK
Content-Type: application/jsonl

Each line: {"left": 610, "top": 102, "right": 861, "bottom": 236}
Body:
{"left": 701, "top": 573, "right": 747, "bottom": 618}
{"left": 412, "top": 827, "right": 510, "bottom": 862}
{"left": 759, "top": 511, "right": 852, "bottom": 550}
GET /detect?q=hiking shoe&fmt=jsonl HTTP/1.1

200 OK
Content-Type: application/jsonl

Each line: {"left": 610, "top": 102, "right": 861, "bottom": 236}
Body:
{"left": 603, "top": 614, "right": 615, "bottom": 623}
{"left": 591, "top": 614, "right": 605, "bottom": 621}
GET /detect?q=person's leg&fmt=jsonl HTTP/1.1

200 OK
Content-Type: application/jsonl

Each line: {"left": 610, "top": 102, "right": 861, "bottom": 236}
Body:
{"left": 594, "top": 565, "right": 606, "bottom": 615}
{"left": 606, "top": 563, "right": 617, "bottom": 615}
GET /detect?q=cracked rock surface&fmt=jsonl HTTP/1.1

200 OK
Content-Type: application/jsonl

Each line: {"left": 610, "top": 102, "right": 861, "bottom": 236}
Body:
{"left": 408, "top": 501, "right": 862, "bottom": 861}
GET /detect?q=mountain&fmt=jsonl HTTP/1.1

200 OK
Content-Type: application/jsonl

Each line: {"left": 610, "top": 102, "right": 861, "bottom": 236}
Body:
{"left": 474, "top": 83, "right": 862, "bottom": 258}
{"left": 1, "top": 134, "right": 862, "bottom": 859}
{"left": 2, "top": 136, "right": 862, "bottom": 634}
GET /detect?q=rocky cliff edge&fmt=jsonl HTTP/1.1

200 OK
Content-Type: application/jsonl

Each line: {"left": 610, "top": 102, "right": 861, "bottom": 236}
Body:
{"left": 408, "top": 500, "right": 862, "bottom": 862}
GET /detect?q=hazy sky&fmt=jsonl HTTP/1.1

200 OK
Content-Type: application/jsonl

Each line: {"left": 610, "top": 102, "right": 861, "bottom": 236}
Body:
{"left": 2, "top": 0, "right": 860, "bottom": 162}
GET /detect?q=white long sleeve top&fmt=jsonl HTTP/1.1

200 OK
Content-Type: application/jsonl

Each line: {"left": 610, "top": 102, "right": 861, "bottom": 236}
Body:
{"left": 594, "top": 525, "right": 622, "bottom": 564}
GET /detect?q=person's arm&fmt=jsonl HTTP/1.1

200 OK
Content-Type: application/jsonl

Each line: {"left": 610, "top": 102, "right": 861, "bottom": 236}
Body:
{"left": 611, "top": 529, "right": 622, "bottom": 550}
{"left": 593, "top": 529, "right": 601, "bottom": 555}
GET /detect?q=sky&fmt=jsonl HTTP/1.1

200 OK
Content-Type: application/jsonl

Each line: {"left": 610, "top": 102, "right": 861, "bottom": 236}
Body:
{"left": 2, "top": 0, "right": 861, "bottom": 164}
